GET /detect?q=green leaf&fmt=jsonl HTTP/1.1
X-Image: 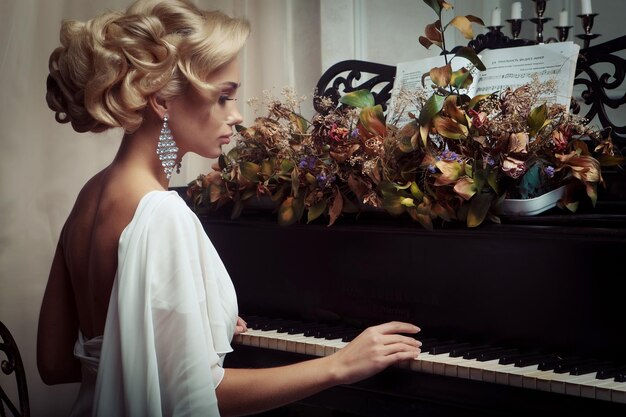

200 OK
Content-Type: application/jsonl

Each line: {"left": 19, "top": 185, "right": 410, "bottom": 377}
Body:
{"left": 518, "top": 160, "right": 552, "bottom": 199}
{"left": 453, "top": 46, "right": 486, "bottom": 71}
{"left": 467, "top": 192, "right": 492, "bottom": 227}
{"left": 240, "top": 161, "right": 260, "bottom": 183}
{"left": 418, "top": 94, "right": 445, "bottom": 126}
{"left": 422, "top": 0, "right": 453, "bottom": 17}
{"left": 450, "top": 68, "right": 473, "bottom": 90}
{"left": 280, "top": 159, "right": 294, "bottom": 174}
{"left": 468, "top": 93, "right": 491, "bottom": 110}
{"left": 278, "top": 196, "right": 304, "bottom": 226}
{"left": 289, "top": 113, "right": 309, "bottom": 133}
{"left": 528, "top": 103, "right": 548, "bottom": 137}
{"left": 307, "top": 200, "right": 327, "bottom": 223}
{"left": 340, "top": 89, "right": 375, "bottom": 108}
{"left": 410, "top": 182, "right": 424, "bottom": 200}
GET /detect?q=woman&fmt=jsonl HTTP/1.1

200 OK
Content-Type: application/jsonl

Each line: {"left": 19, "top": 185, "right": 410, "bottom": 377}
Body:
{"left": 37, "top": 1, "right": 422, "bottom": 416}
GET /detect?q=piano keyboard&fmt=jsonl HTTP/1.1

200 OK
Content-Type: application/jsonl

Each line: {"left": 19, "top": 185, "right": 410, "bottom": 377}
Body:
{"left": 232, "top": 318, "right": 626, "bottom": 405}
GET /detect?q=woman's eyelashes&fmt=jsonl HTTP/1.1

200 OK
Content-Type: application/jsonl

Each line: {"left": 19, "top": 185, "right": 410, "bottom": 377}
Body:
{"left": 218, "top": 95, "right": 237, "bottom": 105}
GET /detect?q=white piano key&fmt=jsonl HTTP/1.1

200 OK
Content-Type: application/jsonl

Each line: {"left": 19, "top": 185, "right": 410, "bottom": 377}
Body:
{"left": 505, "top": 364, "right": 540, "bottom": 388}
{"left": 611, "top": 382, "right": 626, "bottom": 404}
{"left": 468, "top": 359, "right": 504, "bottom": 383}
{"left": 596, "top": 380, "right": 625, "bottom": 402}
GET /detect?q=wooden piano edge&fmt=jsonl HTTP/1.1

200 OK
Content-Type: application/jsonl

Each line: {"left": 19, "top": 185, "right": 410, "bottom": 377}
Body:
{"left": 227, "top": 340, "right": 626, "bottom": 417}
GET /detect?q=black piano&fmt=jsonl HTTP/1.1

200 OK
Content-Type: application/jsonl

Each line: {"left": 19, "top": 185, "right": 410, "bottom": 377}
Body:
{"left": 193, "top": 32, "right": 626, "bottom": 416}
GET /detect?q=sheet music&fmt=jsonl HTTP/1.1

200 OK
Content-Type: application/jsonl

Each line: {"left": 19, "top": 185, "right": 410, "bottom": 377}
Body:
{"left": 473, "top": 42, "right": 580, "bottom": 106}
{"left": 389, "top": 42, "right": 580, "bottom": 126}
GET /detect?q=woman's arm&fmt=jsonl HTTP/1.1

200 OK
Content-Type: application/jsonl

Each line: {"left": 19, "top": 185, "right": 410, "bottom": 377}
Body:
{"left": 37, "top": 240, "right": 81, "bottom": 385}
{"left": 216, "top": 321, "right": 421, "bottom": 417}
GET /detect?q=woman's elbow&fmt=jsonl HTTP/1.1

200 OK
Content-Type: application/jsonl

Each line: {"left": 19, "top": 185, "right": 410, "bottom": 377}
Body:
{"left": 37, "top": 351, "right": 81, "bottom": 385}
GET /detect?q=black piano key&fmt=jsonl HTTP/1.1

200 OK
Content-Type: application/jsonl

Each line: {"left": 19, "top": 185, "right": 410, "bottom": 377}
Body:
{"left": 462, "top": 346, "right": 502, "bottom": 360}
{"left": 246, "top": 316, "right": 276, "bottom": 329}
{"left": 596, "top": 366, "right": 622, "bottom": 380}
{"left": 514, "top": 353, "right": 559, "bottom": 368}
{"left": 498, "top": 350, "right": 540, "bottom": 365}
{"left": 477, "top": 348, "right": 518, "bottom": 362}
{"left": 284, "top": 323, "right": 323, "bottom": 334}
{"left": 429, "top": 342, "right": 471, "bottom": 355}
{"left": 262, "top": 319, "right": 299, "bottom": 331}
{"left": 341, "top": 331, "right": 362, "bottom": 342}
{"left": 570, "top": 361, "right": 612, "bottom": 376}
{"left": 553, "top": 358, "right": 596, "bottom": 374}
{"left": 319, "top": 328, "right": 359, "bottom": 339}
{"left": 417, "top": 338, "right": 440, "bottom": 353}
{"left": 449, "top": 344, "right": 491, "bottom": 358}
{"left": 303, "top": 325, "right": 336, "bottom": 337}
{"left": 538, "top": 355, "right": 566, "bottom": 371}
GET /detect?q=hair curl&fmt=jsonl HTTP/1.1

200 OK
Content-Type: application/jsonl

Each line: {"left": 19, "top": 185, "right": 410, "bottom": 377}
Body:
{"left": 46, "top": 0, "right": 250, "bottom": 133}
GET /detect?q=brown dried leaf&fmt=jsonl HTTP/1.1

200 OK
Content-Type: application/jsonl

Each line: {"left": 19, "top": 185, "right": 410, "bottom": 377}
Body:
{"left": 426, "top": 64, "right": 452, "bottom": 88}
{"left": 328, "top": 186, "right": 344, "bottom": 226}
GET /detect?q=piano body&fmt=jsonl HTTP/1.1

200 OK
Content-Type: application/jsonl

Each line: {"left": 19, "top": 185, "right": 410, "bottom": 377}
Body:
{"left": 196, "top": 32, "right": 626, "bottom": 416}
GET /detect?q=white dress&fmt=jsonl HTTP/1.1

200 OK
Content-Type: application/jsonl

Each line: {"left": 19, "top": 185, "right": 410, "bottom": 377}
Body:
{"left": 69, "top": 190, "right": 238, "bottom": 417}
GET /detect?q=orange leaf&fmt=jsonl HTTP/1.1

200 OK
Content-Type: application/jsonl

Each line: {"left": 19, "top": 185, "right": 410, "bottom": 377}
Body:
{"left": 449, "top": 16, "right": 474, "bottom": 39}
{"left": 427, "top": 64, "right": 452, "bottom": 87}
{"left": 328, "top": 187, "right": 344, "bottom": 226}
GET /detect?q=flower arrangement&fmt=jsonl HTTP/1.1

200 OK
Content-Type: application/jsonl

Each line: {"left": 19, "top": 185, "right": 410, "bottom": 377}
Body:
{"left": 187, "top": 0, "right": 623, "bottom": 229}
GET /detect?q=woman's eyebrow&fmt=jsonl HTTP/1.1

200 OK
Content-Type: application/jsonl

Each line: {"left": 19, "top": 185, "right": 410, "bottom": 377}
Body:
{"left": 218, "top": 81, "right": 241, "bottom": 90}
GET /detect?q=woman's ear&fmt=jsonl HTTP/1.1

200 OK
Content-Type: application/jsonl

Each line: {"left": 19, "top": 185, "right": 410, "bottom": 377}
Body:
{"left": 148, "top": 94, "right": 168, "bottom": 119}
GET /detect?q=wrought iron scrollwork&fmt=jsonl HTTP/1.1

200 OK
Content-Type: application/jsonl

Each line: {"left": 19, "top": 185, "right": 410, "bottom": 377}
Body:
{"left": 466, "top": 30, "right": 535, "bottom": 53}
{"left": 314, "top": 60, "right": 396, "bottom": 113}
{"left": 0, "top": 321, "right": 30, "bottom": 417}
{"left": 575, "top": 35, "right": 626, "bottom": 152}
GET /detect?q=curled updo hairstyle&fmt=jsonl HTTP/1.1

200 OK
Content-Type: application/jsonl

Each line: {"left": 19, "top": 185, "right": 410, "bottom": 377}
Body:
{"left": 46, "top": 0, "right": 250, "bottom": 133}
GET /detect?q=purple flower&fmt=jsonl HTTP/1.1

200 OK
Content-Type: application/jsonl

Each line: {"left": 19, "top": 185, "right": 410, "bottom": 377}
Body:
{"left": 298, "top": 156, "right": 317, "bottom": 170}
{"left": 544, "top": 165, "right": 555, "bottom": 178}
{"left": 428, "top": 164, "right": 437, "bottom": 173}
{"left": 440, "top": 149, "right": 462, "bottom": 163}
{"left": 316, "top": 172, "right": 335, "bottom": 187}
{"left": 351, "top": 128, "right": 360, "bottom": 138}
{"left": 486, "top": 155, "right": 495, "bottom": 166}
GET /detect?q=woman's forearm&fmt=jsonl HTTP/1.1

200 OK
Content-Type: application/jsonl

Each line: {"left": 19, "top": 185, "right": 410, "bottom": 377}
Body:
{"left": 217, "top": 355, "right": 338, "bottom": 417}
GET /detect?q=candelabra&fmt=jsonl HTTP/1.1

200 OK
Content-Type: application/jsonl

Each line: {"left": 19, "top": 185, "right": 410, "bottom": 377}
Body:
{"left": 577, "top": 13, "right": 600, "bottom": 49}
{"left": 487, "top": 0, "right": 601, "bottom": 48}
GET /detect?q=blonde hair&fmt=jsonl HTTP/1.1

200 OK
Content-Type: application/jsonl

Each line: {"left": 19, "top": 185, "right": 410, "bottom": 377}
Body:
{"left": 46, "top": 0, "right": 250, "bottom": 133}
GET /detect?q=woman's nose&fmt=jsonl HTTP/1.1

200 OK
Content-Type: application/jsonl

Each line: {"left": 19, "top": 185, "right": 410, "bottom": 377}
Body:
{"left": 227, "top": 107, "right": 243, "bottom": 127}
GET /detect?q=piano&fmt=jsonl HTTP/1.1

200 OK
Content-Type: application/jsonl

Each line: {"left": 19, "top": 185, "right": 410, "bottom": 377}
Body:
{"left": 191, "top": 32, "right": 626, "bottom": 416}
{"left": 199, "top": 207, "right": 626, "bottom": 416}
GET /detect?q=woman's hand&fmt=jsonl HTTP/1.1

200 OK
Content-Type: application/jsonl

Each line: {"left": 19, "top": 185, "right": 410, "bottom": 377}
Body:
{"left": 234, "top": 316, "right": 248, "bottom": 335}
{"left": 327, "top": 321, "right": 421, "bottom": 385}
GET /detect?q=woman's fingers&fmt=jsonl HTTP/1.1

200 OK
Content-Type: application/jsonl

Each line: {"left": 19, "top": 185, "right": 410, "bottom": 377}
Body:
{"left": 235, "top": 316, "right": 248, "bottom": 335}
{"left": 372, "top": 321, "right": 420, "bottom": 335}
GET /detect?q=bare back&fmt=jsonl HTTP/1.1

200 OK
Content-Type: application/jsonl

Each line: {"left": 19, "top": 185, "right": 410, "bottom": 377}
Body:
{"left": 60, "top": 167, "right": 163, "bottom": 339}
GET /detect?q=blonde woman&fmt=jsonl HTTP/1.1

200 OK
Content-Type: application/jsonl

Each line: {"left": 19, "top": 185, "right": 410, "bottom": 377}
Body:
{"left": 37, "top": 1, "right": 422, "bottom": 416}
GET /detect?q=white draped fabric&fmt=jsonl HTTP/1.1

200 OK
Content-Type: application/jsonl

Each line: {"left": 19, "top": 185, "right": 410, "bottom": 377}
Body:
{"left": 71, "top": 191, "right": 238, "bottom": 417}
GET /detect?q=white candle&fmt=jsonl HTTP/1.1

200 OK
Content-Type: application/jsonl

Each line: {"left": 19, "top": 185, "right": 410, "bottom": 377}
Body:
{"left": 491, "top": 7, "right": 501, "bottom": 26}
{"left": 581, "top": 0, "right": 592, "bottom": 15}
{"left": 559, "top": 9, "right": 568, "bottom": 26}
{"left": 511, "top": 2, "right": 522, "bottom": 20}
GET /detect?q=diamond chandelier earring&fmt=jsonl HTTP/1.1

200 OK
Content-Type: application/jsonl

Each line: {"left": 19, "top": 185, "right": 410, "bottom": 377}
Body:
{"left": 157, "top": 113, "right": 180, "bottom": 179}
